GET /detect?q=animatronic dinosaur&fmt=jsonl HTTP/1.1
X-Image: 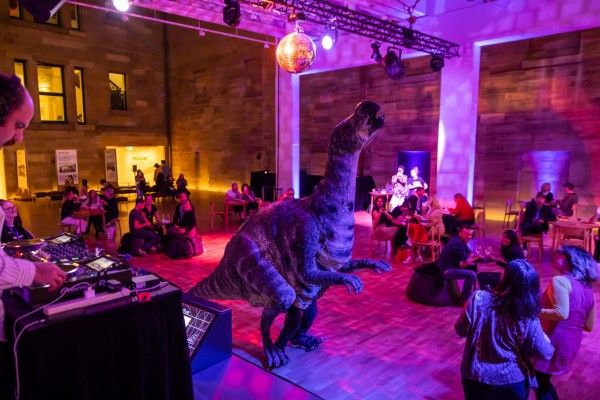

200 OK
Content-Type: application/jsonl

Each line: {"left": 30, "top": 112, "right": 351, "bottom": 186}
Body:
{"left": 191, "top": 100, "right": 390, "bottom": 368}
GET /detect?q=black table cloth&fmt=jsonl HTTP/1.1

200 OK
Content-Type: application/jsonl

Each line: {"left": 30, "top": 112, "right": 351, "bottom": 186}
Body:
{"left": 3, "top": 284, "right": 193, "bottom": 400}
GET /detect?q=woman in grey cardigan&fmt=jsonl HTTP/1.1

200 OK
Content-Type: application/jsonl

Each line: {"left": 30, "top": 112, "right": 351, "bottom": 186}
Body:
{"left": 455, "top": 259, "right": 554, "bottom": 400}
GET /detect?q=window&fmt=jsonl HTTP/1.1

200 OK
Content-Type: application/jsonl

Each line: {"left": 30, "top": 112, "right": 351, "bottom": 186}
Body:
{"left": 9, "top": 0, "right": 21, "bottom": 18}
{"left": 109, "top": 72, "right": 127, "bottom": 110}
{"left": 37, "top": 64, "right": 66, "bottom": 122}
{"left": 14, "top": 61, "right": 26, "bottom": 86}
{"left": 74, "top": 68, "right": 85, "bottom": 124}
{"left": 45, "top": 11, "right": 60, "bottom": 25}
{"left": 70, "top": 6, "right": 80, "bottom": 29}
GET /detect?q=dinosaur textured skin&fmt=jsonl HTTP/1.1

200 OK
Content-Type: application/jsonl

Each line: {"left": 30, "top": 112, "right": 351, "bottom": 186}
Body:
{"left": 191, "top": 100, "right": 391, "bottom": 368}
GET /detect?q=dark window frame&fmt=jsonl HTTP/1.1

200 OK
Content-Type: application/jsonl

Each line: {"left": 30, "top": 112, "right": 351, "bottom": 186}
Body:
{"left": 9, "top": 0, "right": 22, "bottom": 19}
{"left": 74, "top": 67, "right": 86, "bottom": 124}
{"left": 14, "top": 60, "right": 27, "bottom": 87}
{"left": 37, "top": 63, "right": 67, "bottom": 124}
{"left": 109, "top": 72, "right": 128, "bottom": 111}
{"left": 70, "top": 5, "right": 80, "bottom": 30}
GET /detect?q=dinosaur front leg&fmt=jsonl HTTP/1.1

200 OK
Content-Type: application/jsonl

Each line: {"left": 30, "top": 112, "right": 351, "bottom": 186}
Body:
{"left": 342, "top": 258, "right": 392, "bottom": 273}
{"left": 261, "top": 306, "right": 290, "bottom": 369}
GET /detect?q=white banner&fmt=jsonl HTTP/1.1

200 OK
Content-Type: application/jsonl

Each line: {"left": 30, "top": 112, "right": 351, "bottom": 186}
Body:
{"left": 16, "top": 149, "right": 28, "bottom": 191}
{"left": 104, "top": 148, "right": 117, "bottom": 183}
{"left": 55, "top": 149, "right": 78, "bottom": 186}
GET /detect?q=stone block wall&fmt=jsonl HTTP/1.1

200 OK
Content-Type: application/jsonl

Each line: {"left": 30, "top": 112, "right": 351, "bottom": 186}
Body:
{"left": 476, "top": 28, "right": 600, "bottom": 218}
{"left": 299, "top": 56, "right": 441, "bottom": 191}
{"left": 0, "top": 3, "right": 167, "bottom": 192}
{"left": 166, "top": 25, "right": 276, "bottom": 192}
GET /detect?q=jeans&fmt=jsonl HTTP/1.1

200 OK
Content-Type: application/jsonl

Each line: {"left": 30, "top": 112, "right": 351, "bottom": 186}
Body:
{"left": 463, "top": 379, "right": 528, "bottom": 400}
{"left": 443, "top": 268, "right": 477, "bottom": 301}
{"left": 131, "top": 228, "right": 161, "bottom": 253}
{"left": 535, "top": 371, "right": 559, "bottom": 400}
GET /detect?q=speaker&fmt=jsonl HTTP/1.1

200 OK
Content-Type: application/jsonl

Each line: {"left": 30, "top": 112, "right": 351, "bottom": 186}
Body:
{"left": 250, "top": 170, "right": 276, "bottom": 201}
{"left": 21, "top": 0, "right": 66, "bottom": 22}
{"left": 182, "top": 295, "right": 232, "bottom": 373}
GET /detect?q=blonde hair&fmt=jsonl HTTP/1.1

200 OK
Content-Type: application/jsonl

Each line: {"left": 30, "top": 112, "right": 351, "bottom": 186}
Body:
{"left": 428, "top": 196, "right": 441, "bottom": 210}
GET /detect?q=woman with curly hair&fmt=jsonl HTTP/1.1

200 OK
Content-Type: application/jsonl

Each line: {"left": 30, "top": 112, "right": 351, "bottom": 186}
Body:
{"left": 534, "top": 246, "right": 597, "bottom": 400}
{"left": 455, "top": 259, "right": 554, "bottom": 400}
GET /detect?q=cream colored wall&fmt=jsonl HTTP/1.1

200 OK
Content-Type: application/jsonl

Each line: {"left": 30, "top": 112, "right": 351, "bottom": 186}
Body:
{"left": 107, "top": 146, "right": 165, "bottom": 187}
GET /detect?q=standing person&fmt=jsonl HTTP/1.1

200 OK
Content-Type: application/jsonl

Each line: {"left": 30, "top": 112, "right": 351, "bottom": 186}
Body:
{"left": 537, "top": 182, "right": 554, "bottom": 205}
{"left": 153, "top": 163, "right": 164, "bottom": 192}
{"left": 407, "top": 166, "right": 428, "bottom": 195}
{"left": 455, "top": 259, "right": 555, "bottom": 400}
{"left": 534, "top": 246, "right": 597, "bottom": 400}
{"left": 436, "top": 225, "right": 479, "bottom": 304}
{"left": 161, "top": 160, "right": 171, "bottom": 183}
{"left": 0, "top": 73, "right": 67, "bottom": 398}
{"left": 554, "top": 183, "right": 578, "bottom": 217}
{"left": 134, "top": 170, "right": 146, "bottom": 199}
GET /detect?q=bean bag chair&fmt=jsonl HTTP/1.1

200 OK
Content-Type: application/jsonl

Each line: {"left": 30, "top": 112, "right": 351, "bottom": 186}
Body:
{"left": 406, "top": 262, "right": 461, "bottom": 306}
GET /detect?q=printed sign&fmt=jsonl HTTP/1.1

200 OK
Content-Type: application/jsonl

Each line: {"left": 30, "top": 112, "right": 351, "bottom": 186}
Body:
{"left": 16, "top": 149, "right": 28, "bottom": 191}
{"left": 55, "top": 149, "right": 78, "bottom": 186}
{"left": 105, "top": 148, "right": 117, "bottom": 183}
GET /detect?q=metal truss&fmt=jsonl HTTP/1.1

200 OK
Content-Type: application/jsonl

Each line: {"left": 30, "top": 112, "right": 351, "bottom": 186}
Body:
{"left": 239, "top": 0, "right": 460, "bottom": 58}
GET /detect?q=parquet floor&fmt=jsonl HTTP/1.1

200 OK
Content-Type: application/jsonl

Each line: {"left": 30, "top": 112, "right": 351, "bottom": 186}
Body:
{"left": 16, "top": 192, "right": 600, "bottom": 400}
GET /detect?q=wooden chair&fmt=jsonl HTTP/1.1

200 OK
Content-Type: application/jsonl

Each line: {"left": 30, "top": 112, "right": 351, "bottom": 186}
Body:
{"left": 503, "top": 199, "right": 519, "bottom": 228}
{"left": 371, "top": 225, "right": 397, "bottom": 257}
{"left": 471, "top": 210, "right": 486, "bottom": 238}
{"left": 411, "top": 224, "right": 442, "bottom": 261}
{"left": 515, "top": 209, "right": 544, "bottom": 261}
{"left": 210, "top": 201, "right": 226, "bottom": 229}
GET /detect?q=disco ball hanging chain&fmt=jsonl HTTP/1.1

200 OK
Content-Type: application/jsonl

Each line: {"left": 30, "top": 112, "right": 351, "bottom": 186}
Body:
{"left": 276, "top": 25, "right": 317, "bottom": 74}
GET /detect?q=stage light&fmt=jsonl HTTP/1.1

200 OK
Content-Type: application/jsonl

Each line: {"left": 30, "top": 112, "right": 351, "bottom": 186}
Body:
{"left": 112, "top": 0, "right": 130, "bottom": 12}
{"left": 371, "top": 42, "right": 382, "bottom": 63}
{"left": 198, "top": 30, "right": 206, "bottom": 37}
{"left": 430, "top": 55, "right": 445, "bottom": 72}
{"left": 223, "top": 0, "right": 241, "bottom": 27}
{"left": 383, "top": 47, "right": 405, "bottom": 80}
{"left": 321, "top": 28, "right": 337, "bottom": 50}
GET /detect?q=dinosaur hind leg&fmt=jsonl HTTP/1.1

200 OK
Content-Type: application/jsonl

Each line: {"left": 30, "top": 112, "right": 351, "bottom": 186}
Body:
{"left": 291, "top": 300, "right": 323, "bottom": 351}
{"left": 261, "top": 306, "right": 291, "bottom": 369}
{"left": 274, "top": 306, "right": 302, "bottom": 349}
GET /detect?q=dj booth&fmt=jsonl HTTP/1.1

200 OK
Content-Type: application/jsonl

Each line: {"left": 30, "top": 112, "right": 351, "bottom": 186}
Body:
{"left": 2, "top": 233, "right": 232, "bottom": 400}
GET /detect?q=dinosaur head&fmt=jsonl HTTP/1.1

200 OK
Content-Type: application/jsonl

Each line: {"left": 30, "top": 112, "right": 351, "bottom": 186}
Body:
{"left": 329, "top": 100, "right": 385, "bottom": 155}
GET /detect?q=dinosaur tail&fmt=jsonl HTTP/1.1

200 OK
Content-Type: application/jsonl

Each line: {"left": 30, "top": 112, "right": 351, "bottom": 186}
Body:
{"left": 189, "top": 261, "right": 243, "bottom": 301}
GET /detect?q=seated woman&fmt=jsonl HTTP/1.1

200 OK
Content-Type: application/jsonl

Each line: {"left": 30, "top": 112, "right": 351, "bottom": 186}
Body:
{"left": 241, "top": 183, "right": 260, "bottom": 215}
{"left": 166, "top": 192, "right": 203, "bottom": 257}
{"left": 493, "top": 229, "right": 525, "bottom": 268}
{"left": 82, "top": 190, "right": 106, "bottom": 236}
{"left": 443, "top": 193, "right": 475, "bottom": 235}
{"left": 372, "top": 196, "right": 408, "bottom": 257}
{"left": 60, "top": 190, "right": 86, "bottom": 234}
{"left": 176, "top": 173, "right": 189, "bottom": 195}
{"left": 102, "top": 187, "right": 119, "bottom": 240}
{"left": 0, "top": 200, "right": 33, "bottom": 243}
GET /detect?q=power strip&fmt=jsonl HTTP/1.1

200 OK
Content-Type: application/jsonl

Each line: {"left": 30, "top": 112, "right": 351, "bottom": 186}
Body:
{"left": 43, "top": 288, "right": 132, "bottom": 317}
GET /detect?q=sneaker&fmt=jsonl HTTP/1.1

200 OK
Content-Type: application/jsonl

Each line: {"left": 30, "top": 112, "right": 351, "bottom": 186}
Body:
{"left": 403, "top": 256, "right": 413, "bottom": 264}
{"left": 416, "top": 254, "right": 424, "bottom": 262}
{"left": 137, "top": 249, "right": 148, "bottom": 257}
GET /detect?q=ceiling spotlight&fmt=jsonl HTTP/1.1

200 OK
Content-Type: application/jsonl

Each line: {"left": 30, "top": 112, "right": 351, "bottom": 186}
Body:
{"left": 287, "top": 9, "right": 305, "bottom": 22}
{"left": 401, "top": 29, "right": 416, "bottom": 47}
{"left": 112, "top": 0, "right": 130, "bottom": 12}
{"left": 223, "top": 0, "right": 241, "bottom": 27}
{"left": 430, "top": 55, "right": 445, "bottom": 71}
{"left": 370, "top": 42, "right": 382, "bottom": 63}
{"left": 198, "top": 30, "right": 206, "bottom": 37}
{"left": 383, "top": 47, "right": 405, "bottom": 80}
{"left": 264, "top": 42, "right": 270, "bottom": 49}
{"left": 321, "top": 29, "right": 337, "bottom": 51}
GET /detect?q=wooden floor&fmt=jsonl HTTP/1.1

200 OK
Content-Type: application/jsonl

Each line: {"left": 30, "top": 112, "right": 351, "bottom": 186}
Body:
{"left": 15, "top": 192, "right": 600, "bottom": 400}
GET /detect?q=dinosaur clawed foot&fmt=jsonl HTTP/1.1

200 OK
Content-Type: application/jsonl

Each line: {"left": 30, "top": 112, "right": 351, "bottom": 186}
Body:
{"left": 291, "top": 334, "right": 323, "bottom": 351}
{"left": 371, "top": 259, "right": 392, "bottom": 273}
{"left": 264, "top": 342, "right": 290, "bottom": 369}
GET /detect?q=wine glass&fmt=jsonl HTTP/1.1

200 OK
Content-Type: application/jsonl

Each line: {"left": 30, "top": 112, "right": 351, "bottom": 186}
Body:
{"left": 476, "top": 245, "right": 483, "bottom": 257}
{"left": 484, "top": 246, "right": 493, "bottom": 257}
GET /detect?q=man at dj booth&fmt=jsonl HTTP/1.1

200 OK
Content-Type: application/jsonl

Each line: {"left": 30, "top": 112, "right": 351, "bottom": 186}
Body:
{"left": 0, "top": 74, "right": 67, "bottom": 398}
